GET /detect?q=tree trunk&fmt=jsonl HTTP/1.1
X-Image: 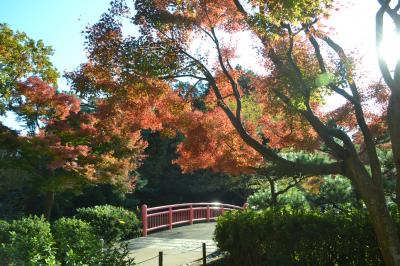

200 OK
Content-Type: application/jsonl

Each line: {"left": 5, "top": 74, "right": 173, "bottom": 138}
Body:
{"left": 366, "top": 193, "right": 400, "bottom": 266}
{"left": 44, "top": 191, "right": 54, "bottom": 220}
{"left": 348, "top": 159, "right": 400, "bottom": 266}
{"left": 387, "top": 92, "right": 400, "bottom": 208}
{"left": 268, "top": 178, "right": 278, "bottom": 207}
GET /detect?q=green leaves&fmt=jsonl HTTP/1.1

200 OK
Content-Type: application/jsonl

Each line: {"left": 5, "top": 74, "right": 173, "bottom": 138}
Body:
{"left": 248, "top": 0, "right": 332, "bottom": 34}
{"left": 241, "top": 95, "right": 263, "bottom": 122}
{"left": 315, "top": 72, "right": 336, "bottom": 87}
{"left": 227, "top": 94, "right": 263, "bottom": 123}
{"left": 0, "top": 216, "right": 56, "bottom": 265}
{"left": 280, "top": 149, "right": 333, "bottom": 164}
{"left": 0, "top": 23, "right": 59, "bottom": 114}
{"left": 215, "top": 209, "right": 384, "bottom": 265}
{"left": 75, "top": 205, "right": 141, "bottom": 244}
{"left": 52, "top": 217, "right": 102, "bottom": 265}
{"left": 248, "top": 185, "right": 308, "bottom": 210}
{"left": 0, "top": 215, "right": 137, "bottom": 265}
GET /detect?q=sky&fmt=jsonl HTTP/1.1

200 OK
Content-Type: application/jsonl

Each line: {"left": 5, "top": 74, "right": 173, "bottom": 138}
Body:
{"left": 0, "top": 0, "right": 112, "bottom": 129}
{"left": 0, "top": 0, "right": 390, "bottom": 130}
{"left": 0, "top": 0, "right": 111, "bottom": 86}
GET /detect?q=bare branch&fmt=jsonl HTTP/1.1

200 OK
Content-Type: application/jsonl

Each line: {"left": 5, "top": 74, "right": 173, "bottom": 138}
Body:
{"left": 276, "top": 176, "right": 307, "bottom": 196}
{"left": 232, "top": 0, "right": 248, "bottom": 18}
{"left": 377, "top": 0, "right": 400, "bottom": 28}
{"left": 307, "top": 32, "right": 358, "bottom": 104}
{"left": 161, "top": 74, "right": 207, "bottom": 80}
{"left": 308, "top": 33, "right": 327, "bottom": 72}
{"left": 210, "top": 27, "right": 242, "bottom": 120}
{"left": 320, "top": 35, "right": 383, "bottom": 184}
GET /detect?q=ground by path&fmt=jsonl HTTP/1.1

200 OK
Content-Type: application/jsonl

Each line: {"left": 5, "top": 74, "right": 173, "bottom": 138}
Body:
{"left": 126, "top": 222, "right": 218, "bottom": 266}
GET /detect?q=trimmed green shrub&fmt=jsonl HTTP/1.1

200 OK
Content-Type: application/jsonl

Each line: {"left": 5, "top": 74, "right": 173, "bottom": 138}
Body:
{"left": 215, "top": 209, "right": 384, "bottom": 266}
{"left": 0, "top": 216, "right": 56, "bottom": 265}
{"left": 99, "top": 241, "right": 136, "bottom": 266}
{"left": 52, "top": 217, "right": 102, "bottom": 265}
{"left": 75, "top": 205, "right": 140, "bottom": 243}
{"left": 52, "top": 217, "right": 136, "bottom": 265}
{"left": 0, "top": 219, "right": 9, "bottom": 243}
{"left": 0, "top": 215, "right": 136, "bottom": 265}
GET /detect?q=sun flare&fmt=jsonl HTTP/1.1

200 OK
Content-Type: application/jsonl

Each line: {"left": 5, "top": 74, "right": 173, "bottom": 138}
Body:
{"left": 378, "top": 30, "right": 400, "bottom": 66}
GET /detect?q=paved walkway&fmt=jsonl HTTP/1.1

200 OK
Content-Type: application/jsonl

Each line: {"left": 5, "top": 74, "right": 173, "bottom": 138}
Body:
{"left": 127, "top": 223, "right": 218, "bottom": 266}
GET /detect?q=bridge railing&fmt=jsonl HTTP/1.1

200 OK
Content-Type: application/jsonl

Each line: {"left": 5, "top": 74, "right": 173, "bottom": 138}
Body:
{"left": 141, "top": 202, "right": 247, "bottom": 237}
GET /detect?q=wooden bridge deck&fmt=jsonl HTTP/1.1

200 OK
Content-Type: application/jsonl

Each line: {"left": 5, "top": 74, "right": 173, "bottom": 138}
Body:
{"left": 127, "top": 222, "right": 218, "bottom": 266}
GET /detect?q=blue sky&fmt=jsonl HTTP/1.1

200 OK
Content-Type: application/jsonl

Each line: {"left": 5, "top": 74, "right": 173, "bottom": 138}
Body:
{"left": 0, "top": 0, "right": 112, "bottom": 129}
{"left": 0, "top": 0, "right": 111, "bottom": 86}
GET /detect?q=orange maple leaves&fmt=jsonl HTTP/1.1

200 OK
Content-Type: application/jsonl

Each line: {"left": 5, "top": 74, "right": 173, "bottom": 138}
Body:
{"left": 16, "top": 77, "right": 80, "bottom": 123}
{"left": 173, "top": 108, "right": 264, "bottom": 174}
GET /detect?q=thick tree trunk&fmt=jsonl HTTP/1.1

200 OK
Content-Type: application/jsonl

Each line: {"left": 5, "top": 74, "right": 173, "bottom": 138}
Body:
{"left": 348, "top": 159, "right": 400, "bottom": 266}
{"left": 44, "top": 191, "right": 54, "bottom": 220}
{"left": 366, "top": 193, "right": 400, "bottom": 266}
{"left": 388, "top": 92, "right": 400, "bottom": 208}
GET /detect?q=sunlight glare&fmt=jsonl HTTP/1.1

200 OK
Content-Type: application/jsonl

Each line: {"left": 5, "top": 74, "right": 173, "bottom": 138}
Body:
{"left": 378, "top": 30, "right": 400, "bottom": 67}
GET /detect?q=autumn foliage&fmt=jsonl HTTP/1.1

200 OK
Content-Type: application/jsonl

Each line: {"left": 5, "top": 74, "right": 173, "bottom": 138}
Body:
{"left": 3, "top": 1, "right": 400, "bottom": 264}
{"left": 62, "top": 0, "right": 400, "bottom": 264}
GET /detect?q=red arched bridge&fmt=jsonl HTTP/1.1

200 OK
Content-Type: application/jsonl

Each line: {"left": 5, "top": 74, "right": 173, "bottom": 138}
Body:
{"left": 141, "top": 202, "right": 247, "bottom": 236}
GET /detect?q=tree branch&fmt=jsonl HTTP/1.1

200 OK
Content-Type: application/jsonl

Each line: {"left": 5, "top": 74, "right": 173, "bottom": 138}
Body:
{"left": 210, "top": 27, "right": 242, "bottom": 120}
{"left": 161, "top": 74, "right": 207, "bottom": 81}
{"left": 276, "top": 176, "right": 307, "bottom": 196}
{"left": 320, "top": 35, "right": 383, "bottom": 185}
{"left": 256, "top": 161, "right": 344, "bottom": 177}
{"left": 376, "top": 5, "right": 397, "bottom": 90}
{"left": 232, "top": 0, "right": 248, "bottom": 18}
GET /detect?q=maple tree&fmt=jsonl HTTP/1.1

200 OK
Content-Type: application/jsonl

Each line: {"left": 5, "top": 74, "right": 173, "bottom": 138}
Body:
{"left": 0, "top": 25, "right": 147, "bottom": 219}
{"left": 71, "top": 0, "right": 400, "bottom": 264}
{"left": 1, "top": 76, "right": 147, "bottom": 218}
{"left": 0, "top": 23, "right": 58, "bottom": 114}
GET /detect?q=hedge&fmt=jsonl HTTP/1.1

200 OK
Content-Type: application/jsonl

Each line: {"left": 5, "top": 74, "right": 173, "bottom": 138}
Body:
{"left": 52, "top": 217, "right": 102, "bottom": 265}
{"left": 0, "top": 216, "right": 56, "bottom": 265}
{"left": 0, "top": 205, "right": 140, "bottom": 265}
{"left": 75, "top": 204, "right": 141, "bottom": 244}
{"left": 214, "top": 209, "right": 387, "bottom": 266}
